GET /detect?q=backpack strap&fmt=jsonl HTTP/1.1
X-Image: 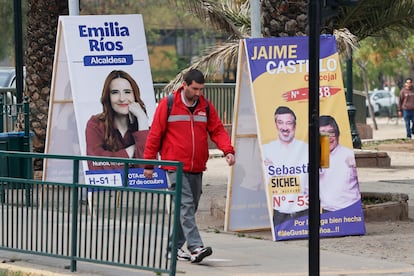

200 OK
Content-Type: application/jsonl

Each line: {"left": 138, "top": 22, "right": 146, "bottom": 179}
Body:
{"left": 167, "top": 93, "right": 210, "bottom": 118}
{"left": 205, "top": 100, "right": 210, "bottom": 118}
{"left": 167, "top": 93, "right": 174, "bottom": 118}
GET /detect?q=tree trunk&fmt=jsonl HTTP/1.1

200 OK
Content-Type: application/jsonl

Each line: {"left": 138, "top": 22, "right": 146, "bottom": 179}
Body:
{"left": 25, "top": 0, "right": 68, "bottom": 170}
{"left": 261, "top": 0, "right": 308, "bottom": 37}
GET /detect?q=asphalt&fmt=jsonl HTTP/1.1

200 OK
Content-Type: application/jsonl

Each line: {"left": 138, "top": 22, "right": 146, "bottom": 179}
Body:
{"left": 1, "top": 117, "right": 414, "bottom": 276}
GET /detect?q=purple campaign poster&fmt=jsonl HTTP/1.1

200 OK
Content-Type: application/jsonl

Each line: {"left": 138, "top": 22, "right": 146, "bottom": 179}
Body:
{"left": 244, "top": 36, "right": 366, "bottom": 241}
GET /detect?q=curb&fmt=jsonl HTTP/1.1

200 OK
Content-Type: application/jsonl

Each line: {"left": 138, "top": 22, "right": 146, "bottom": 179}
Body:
{"left": 0, "top": 262, "right": 71, "bottom": 276}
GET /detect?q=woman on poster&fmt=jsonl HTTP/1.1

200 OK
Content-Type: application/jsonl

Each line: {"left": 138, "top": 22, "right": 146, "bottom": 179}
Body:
{"left": 85, "top": 70, "right": 149, "bottom": 170}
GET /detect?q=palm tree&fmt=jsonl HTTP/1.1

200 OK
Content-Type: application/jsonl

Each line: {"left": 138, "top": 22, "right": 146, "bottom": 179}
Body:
{"left": 165, "top": 0, "right": 414, "bottom": 90}
{"left": 25, "top": 0, "right": 68, "bottom": 170}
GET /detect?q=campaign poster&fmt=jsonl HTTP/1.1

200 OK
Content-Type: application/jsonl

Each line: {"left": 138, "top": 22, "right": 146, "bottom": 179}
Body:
{"left": 244, "top": 36, "right": 366, "bottom": 241}
{"left": 225, "top": 48, "right": 270, "bottom": 232}
{"left": 44, "top": 14, "right": 164, "bottom": 187}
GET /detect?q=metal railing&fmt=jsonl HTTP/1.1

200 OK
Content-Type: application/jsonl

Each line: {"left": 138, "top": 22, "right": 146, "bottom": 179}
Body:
{"left": 154, "top": 83, "right": 236, "bottom": 125}
{"left": 1, "top": 84, "right": 236, "bottom": 133}
{"left": 0, "top": 88, "right": 19, "bottom": 133}
{"left": 0, "top": 151, "right": 183, "bottom": 276}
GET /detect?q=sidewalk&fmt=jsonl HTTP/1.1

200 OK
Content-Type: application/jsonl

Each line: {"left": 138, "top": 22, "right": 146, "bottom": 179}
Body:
{"left": 358, "top": 116, "right": 414, "bottom": 202}
{"left": 364, "top": 116, "right": 407, "bottom": 140}
{"left": 1, "top": 117, "right": 414, "bottom": 276}
{"left": 2, "top": 228, "right": 413, "bottom": 276}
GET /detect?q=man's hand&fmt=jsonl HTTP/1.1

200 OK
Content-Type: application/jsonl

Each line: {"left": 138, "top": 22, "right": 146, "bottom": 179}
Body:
{"left": 144, "top": 168, "right": 154, "bottom": 179}
{"left": 225, "top": 153, "right": 235, "bottom": 166}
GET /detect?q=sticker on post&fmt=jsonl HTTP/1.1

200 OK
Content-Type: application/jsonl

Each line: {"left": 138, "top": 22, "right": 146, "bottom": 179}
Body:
{"left": 85, "top": 170, "right": 123, "bottom": 187}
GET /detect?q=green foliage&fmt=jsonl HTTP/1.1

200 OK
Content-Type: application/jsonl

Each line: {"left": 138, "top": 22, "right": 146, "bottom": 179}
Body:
{"left": 81, "top": 0, "right": 207, "bottom": 28}
{"left": 149, "top": 50, "right": 188, "bottom": 82}
{"left": 0, "top": 0, "right": 28, "bottom": 64}
{"left": 394, "top": 86, "right": 401, "bottom": 97}
{"left": 0, "top": 270, "right": 24, "bottom": 276}
{"left": 0, "top": 0, "right": 13, "bottom": 61}
{"left": 80, "top": 0, "right": 223, "bottom": 82}
{"left": 0, "top": 0, "right": 27, "bottom": 65}
{"left": 353, "top": 35, "right": 410, "bottom": 91}
{"left": 339, "top": 0, "right": 414, "bottom": 41}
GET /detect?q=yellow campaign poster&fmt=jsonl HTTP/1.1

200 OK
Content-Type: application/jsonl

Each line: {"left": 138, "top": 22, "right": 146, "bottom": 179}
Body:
{"left": 244, "top": 36, "right": 366, "bottom": 241}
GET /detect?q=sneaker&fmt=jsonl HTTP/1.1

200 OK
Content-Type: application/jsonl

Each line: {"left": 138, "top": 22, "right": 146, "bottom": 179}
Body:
{"left": 177, "top": 248, "right": 191, "bottom": 261}
{"left": 190, "top": 246, "right": 212, "bottom": 263}
{"left": 167, "top": 248, "right": 191, "bottom": 261}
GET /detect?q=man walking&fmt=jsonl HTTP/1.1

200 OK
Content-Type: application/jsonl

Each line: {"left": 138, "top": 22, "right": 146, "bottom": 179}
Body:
{"left": 143, "top": 69, "right": 235, "bottom": 263}
{"left": 398, "top": 77, "right": 414, "bottom": 138}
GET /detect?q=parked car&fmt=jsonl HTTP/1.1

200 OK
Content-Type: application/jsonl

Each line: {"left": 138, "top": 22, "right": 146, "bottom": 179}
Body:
{"left": 0, "top": 67, "right": 17, "bottom": 88}
{"left": 0, "top": 66, "right": 27, "bottom": 106}
{"left": 366, "top": 89, "right": 397, "bottom": 117}
{"left": 0, "top": 66, "right": 26, "bottom": 88}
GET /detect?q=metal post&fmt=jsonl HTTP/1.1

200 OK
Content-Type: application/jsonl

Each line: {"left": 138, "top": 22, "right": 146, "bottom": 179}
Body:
{"left": 0, "top": 95, "right": 3, "bottom": 132}
{"left": 346, "top": 51, "right": 362, "bottom": 149}
{"left": 68, "top": 0, "right": 80, "bottom": 16}
{"left": 70, "top": 159, "right": 80, "bottom": 272}
{"left": 13, "top": 0, "right": 24, "bottom": 104}
{"left": 251, "top": 0, "right": 261, "bottom": 38}
{"left": 23, "top": 96, "right": 30, "bottom": 152}
{"left": 23, "top": 96, "right": 32, "bottom": 205}
{"left": 308, "top": 0, "right": 321, "bottom": 275}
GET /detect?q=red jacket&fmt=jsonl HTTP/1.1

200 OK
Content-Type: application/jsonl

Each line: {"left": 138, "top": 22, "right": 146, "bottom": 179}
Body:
{"left": 144, "top": 86, "right": 234, "bottom": 172}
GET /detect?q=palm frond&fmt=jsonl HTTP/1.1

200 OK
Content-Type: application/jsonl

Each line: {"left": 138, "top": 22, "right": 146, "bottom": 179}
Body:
{"left": 221, "top": 0, "right": 251, "bottom": 35}
{"left": 334, "top": 28, "right": 358, "bottom": 60}
{"left": 193, "top": 41, "right": 239, "bottom": 74}
{"left": 182, "top": 0, "right": 248, "bottom": 39}
{"left": 163, "top": 41, "right": 239, "bottom": 92}
{"left": 339, "top": 0, "right": 414, "bottom": 41}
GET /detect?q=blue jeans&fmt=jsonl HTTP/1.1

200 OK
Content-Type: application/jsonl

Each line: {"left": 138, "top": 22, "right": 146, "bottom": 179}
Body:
{"left": 403, "top": 110, "right": 414, "bottom": 138}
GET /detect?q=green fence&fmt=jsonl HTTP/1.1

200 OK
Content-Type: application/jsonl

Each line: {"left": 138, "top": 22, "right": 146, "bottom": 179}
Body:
{"left": 0, "top": 95, "right": 32, "bottom": 206}
{"left": 0, "top": 151, "right": 183, "bottom": 276}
